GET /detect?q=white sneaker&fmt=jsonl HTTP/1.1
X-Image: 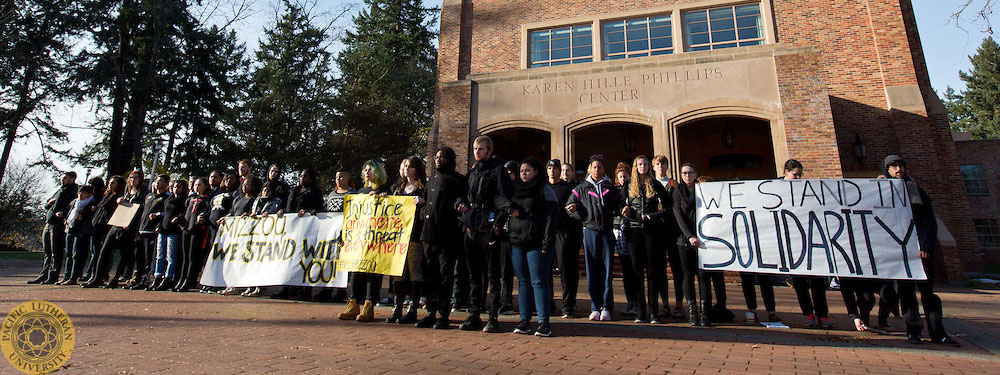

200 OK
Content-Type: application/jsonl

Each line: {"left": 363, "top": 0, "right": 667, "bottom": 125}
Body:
{"left": 745, "top": 311, "right": 757, "bottom": 324}
{"left": 600, "top": 308, "right": 612, "bottom": 321}
{"left": 589, "top": 311, "right": 600, "bottom": 321}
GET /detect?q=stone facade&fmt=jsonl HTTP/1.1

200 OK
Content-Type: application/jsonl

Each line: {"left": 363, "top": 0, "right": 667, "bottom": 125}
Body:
{"left": 430, "top": 0, "right": 983, "bottom": 281}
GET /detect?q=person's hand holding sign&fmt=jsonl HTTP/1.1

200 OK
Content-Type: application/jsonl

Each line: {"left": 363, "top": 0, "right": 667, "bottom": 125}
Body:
{"left": 688, "top": 236, "right": 700, "bottom": 248}
{"left": 919, "top": 251, "right": 929, "bottom": 259}
{"left": 297, "top": 209, "right": 306, "bottom": 217}
{"left": 413, "top": 196, "right": 425, "bottom": 205}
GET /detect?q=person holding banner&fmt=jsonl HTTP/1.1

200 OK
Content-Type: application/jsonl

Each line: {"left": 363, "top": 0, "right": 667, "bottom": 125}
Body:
{"left": 621, "top": 156, "right": 671, "bottom": 324}
{"left": 339, "top": 161, "right": 390, "bottom": 322}
{"left": 77, "top": 175, "right": 125, "bottom": 284}
{"left": 385, "top": 156, "right": 427, "bottom": 325}
{"left": 883, "top": 155, "right": 960, "bottom": 347}
{"left": 149, "top": 180, "right": 189, "bottom": 291}
{"left": 779, "top": 160, "right": 833, "bottom": 329}
{"left": 566, "top": 154, "right": 620, "bottom": 322}
{"left": 673, "top": 163, "right": 712, "bottom": 326}
{"left": 313, "top": 168, "right": 356, "bottom": 302}
{"left": 494, "top": 157, "right": 558, "bottom": 337}
{"left": 266, "top": 164, "right": 292, "bottom": 203}
{"left": 84, "top": 171, "right": 150, "bottom": 289}
{"left": 217, "top": 176, "right": 261, "bottom": 296}
{"left": 415, "top": 146, "right": 468, "bottom": 330}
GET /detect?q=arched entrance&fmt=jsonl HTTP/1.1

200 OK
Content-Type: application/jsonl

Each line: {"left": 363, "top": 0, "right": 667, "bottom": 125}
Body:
{"left": 487, "top": 127, "right": 551, "bottom": 163}
{"left": 675, "top": 117, "right": 777, "bottom": 180}
{"left": 571, "top": 122, "right": 653, "bottom": 177}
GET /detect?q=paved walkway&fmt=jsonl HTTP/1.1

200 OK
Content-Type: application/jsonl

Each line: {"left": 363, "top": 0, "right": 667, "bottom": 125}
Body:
{"left": 0, "top": 259, "right": 997, "bottom": 374}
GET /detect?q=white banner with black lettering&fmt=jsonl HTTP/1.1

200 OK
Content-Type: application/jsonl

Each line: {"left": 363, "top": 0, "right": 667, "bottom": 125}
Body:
{"left": 200, "top": 213, "right": 349, "bottom": 288}
{"left": 696, "top": 179, "right": 927, "bottom": 280}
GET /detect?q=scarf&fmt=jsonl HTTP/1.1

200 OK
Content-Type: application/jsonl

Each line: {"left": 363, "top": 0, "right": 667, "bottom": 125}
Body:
{"left": 66, "top": 196, "right": 94, "bottom": 226}
{"left": 514, "top": 175, "right": 545, "bottom": 198}
{"left": 904, "top": 176, "right": 923, "bottom": 206}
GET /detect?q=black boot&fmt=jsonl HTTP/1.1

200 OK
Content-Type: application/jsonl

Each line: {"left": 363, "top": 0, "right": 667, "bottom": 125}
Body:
{"left": 688, "top": 302, "right": 700, "bottom": 326}
{"left": 386, "top": 296, "right": 404, "bottom": 323}
{"left": 173, "top": 279, "right": 189, "bottom": 292}
{"left": 27, "top": 274, "right": 47, "bottom": 284}
{"left": 153, "top": 278, "right": 172, "bottom": 291}
{"left": 146, "top": 277, "right": 163, "bottom": 291}
{"left": 416, "top": 312, "right": 437, "bottom": 328}
{"left": 699, "top": 301, "right": 712, "bottom": 327}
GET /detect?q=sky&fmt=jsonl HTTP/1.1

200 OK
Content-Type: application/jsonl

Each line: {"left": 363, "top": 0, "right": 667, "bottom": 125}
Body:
{"left": 8, "top": 0, "right": 998, "bottom": 194}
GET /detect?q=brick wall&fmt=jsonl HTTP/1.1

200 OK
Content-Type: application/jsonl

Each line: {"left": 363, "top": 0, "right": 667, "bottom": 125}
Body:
{"left": 955, "top": 140, "right": 1000, "bottom": 266}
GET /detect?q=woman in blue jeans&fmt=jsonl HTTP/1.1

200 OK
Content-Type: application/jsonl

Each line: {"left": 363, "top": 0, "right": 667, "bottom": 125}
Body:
{"left": 149, "top": 180, "right": 188, "bottom": 291}
{"left": 495, "top": 157, "right": 559, "bottom": 337}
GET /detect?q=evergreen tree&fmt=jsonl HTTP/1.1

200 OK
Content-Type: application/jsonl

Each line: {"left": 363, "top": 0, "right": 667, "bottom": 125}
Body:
{"left": 950, "top": 37, "right": 1000, "bottom": 140}
{"left": 232, "top": 0, "right": 336, "bottom": 176}
{"left": 1, "top": 0, "right": 85, "bottom": 186}
{"left": 333, "top": 0, "right": 437, "bottom": 169}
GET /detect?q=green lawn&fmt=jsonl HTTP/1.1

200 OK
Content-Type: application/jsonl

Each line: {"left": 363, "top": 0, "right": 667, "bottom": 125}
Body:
{"left": 0, "top": 251, "right": 44, "bottom": 261}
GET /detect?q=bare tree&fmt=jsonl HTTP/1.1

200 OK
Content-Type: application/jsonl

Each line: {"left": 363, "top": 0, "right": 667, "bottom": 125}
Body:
{"left": 0, "top": 162, "right": 44, "bottom": 251}
{"left": 951, "top": 0, "right": 996, "bottom": 34}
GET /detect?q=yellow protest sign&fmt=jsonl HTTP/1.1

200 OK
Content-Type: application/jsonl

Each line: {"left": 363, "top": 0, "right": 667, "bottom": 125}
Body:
{"left": 339, "top": 194, "right": 415, "bottom": 276}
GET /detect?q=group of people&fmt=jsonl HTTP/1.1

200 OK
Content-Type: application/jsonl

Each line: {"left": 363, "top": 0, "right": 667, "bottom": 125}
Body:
{"left": 28, "top": 135, "right": 959, "bottom": 345}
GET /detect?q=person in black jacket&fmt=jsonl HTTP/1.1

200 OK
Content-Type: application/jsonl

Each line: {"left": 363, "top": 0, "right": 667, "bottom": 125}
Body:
{"left": 266, "top": 164, "right": 291, "bottom": 203}
{"left": 385, "top": 156, "right": 427, "bottom": 325}
{"left": 339, "top": 161, "right": 389, "bottom": 322}
{"left": 494, "top": 157, "right": 559, "bottom": 336}
{"left": 126, "top": 173, "right": 168, "bottom": 289}
{"left": 313, "top": 168, "right": 356, "bottom": 302}
{"left": 620, "top": 156, "right": 671, "bottom": 324}
{"left": 149, "top": 180, "right": 189, "bottom": 291}
{"left": 565, "top": 155, "right": 620, "bottom": 321}
{"left": 455, "top": 136, "right": 514, "bottom": 331}
{"left": 884, "top": 155, "right": 960, "bottom": 347}
{"left": 547, "top": 159, "right": 582, "bottom": 318}
{"left": 414, "top": 146, "right": 467, "bottom": 329}
{"left": 79, "top": 175, "right": 125, "bottom": 283}
{"left": 30, "top": 171, "right": 78, "bottom": 284}
{"left": 673, "top": 163, "right": 710, "bottom": 326}
{"left": 60, "top": 185, "right": 97, "bottom": 284}
{"left": 208, "top": 170, "right": 223, "bottom": 195}
{"left": 175, "top": 177, "right": 211, "bottom": 292}
{"left": 83, "top": 171, "right": 150, "bottom": 289}
{"left": 215, "top": 176, "right": 261, "bottom": 296}
{"left": 282, "top": 168, "right": 324, "bottom": 216}
{"left": 778, "top": 160, "right": 831, "bottom": 329}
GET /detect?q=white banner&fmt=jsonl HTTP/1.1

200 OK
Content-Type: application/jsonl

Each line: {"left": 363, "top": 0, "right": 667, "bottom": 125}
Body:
{"left": 200, "top": 213, "right": 349, "bottom": 288}
{"left": 696, "top": 179, "right": 927, "bottom": 280}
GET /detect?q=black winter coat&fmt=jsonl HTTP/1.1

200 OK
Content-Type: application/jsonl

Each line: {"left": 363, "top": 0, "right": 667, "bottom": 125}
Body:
{"left": 620, "top": 179, "right": 670, "bottom": 229}
{"left": 184, "top": 194, "right": 211, "bottom": 234}
{"left": 463, "top": 155, "right": 512, "bottom": 230}
{"left": 495, "top": 178, "right": 558, "bottom": 251}
{"left": 158, "top": 196, "right": 188, "bottom": 235}
{"left": 672, "top": 182, "right": 698, "bottom": 247}
{"left": 286, "top": 185, "right": 324, "bottom": 213}
{"left": 419, "top": 167, "right": 466, "bottom": 245}
{"left": 548, "top": 180, "right": 579, "bottom": 232}
{"left": 139, "top": 191, "right": 169, "bottom": 234}
{"left": 92, "top": 192, "right": 123, "bottom": 228}
{"left": 566, "top": 176, "right": 620, "bottom": 232}
{"left": 44, "top": 183, "right": 79, "bottom": 225}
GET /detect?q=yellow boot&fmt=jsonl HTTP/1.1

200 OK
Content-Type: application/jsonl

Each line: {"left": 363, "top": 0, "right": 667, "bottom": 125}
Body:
{"left": 338, "top": 299, "right": 360, "bottom": 320}
{"left": 356, "top": 300, "right": 375, "bottom": 322}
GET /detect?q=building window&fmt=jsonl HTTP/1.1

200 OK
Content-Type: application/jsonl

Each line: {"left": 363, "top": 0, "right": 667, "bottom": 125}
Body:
{"left": 961, "top": 164, "right": 989, "bottom": 196}
{"left": 529, "top": 25, "right": 593, "bottom": 68}
{"left": 603, "top": 15, "right": 673, "bottom": 60}
{"left": 684, "top": 3, "right": 764, "bottom": 51}
{"left": 974, "top": 219, "right": 1000, "bottom": 248}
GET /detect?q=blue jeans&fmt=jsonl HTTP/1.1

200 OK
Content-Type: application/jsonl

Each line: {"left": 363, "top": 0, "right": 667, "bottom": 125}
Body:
{"left": 65, "top": 233, "right": 91, "bottom": 280}
{"left": 582, "top": 229, "right": 615, "bottom": 312}
{"left": 154, "top": 234, "right": 180, "bottom": 278}
{"left": 511, "top": 245, "right": 554, "bottom": 323}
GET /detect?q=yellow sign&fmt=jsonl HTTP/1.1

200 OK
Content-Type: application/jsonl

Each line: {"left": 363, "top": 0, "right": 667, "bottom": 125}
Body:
{"left": 340, "top": 194, "right": 416, "bottom": 276}
{"left": 1, "top": 301, "right": 74, "bottom": 375}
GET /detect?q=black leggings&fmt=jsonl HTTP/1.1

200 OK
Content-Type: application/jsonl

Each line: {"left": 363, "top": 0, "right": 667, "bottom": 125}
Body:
{"left": 677, "top": 243, "right": 702, "bottom": 304}
{"left": 423, "top": 241, "right": 460, "bottom": 317}
{"left": 840, "top": 278, "right": 876, "bottom": 324}
{"left": 350, "top": 272, "right": 384, "bottom": 302}
{"left": 792, "top": 276, "right": 828, "bottom": 317}
{"left": 627, "top": 227, "right": 666, "bottom": 315}
{"left": 180, "top": 230, "right": 210, "bottom": 284}
{"left": 740, "top": 272, "right": 775, "bottom": 312}
{"left": 666, "top": 242, "right": 684, "bottom": 307}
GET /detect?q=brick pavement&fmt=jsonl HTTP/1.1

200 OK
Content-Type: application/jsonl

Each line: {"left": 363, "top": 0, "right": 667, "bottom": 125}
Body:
{"left": 0, "top": 259, "right": 997, "bottom": 374}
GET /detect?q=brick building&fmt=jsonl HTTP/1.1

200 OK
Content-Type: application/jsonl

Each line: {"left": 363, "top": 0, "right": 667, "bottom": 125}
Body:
{"left": 428, "top": 0, "right": 983, "bottom": 281}
{"left": 954, "top": 133, "right": 1000, "bottom": 268}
